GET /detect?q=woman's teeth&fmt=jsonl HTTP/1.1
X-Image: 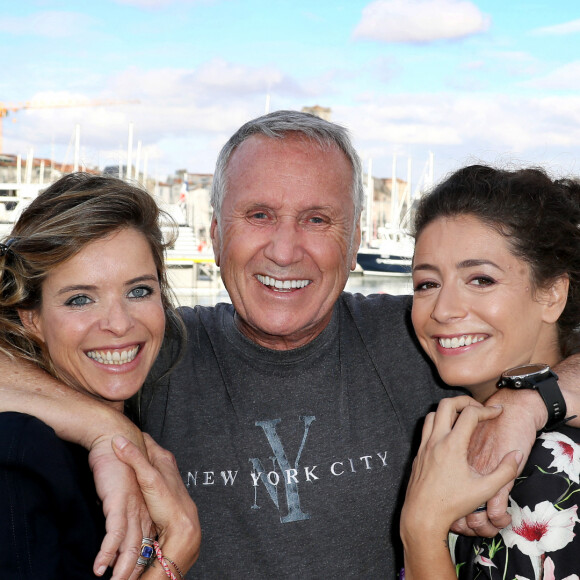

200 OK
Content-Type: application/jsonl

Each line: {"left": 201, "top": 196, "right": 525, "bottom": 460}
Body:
{"left": 438, "top": 335, "right": 485, "bottom": 349}
{"left": 86, "top": 346, "right": 140, "bottom": 365}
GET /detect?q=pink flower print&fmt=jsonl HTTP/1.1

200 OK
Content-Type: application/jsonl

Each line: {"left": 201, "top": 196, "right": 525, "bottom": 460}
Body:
{"left": 542, "top": 555, "right": 579, "bottom": 580}
{"left": 540, "top": 432, "right": 580, "bottom": 483}
{"left": 500, "top": 499, "right": 578, "bottom": 558}
{"left": 473, "top": 547, "right": 496, "bottom": 569}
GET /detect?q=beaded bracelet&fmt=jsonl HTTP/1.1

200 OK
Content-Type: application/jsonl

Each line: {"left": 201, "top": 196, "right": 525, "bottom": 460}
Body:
{"left": 153, "top": 541, "right": 184, "bottom": 579}
{"left": 164, "top": 556, "right": 185, "bottom": 579}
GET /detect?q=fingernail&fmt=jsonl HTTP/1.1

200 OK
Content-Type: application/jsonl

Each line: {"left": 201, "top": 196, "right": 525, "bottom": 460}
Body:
{"left": 515, "top": 450, "right": 523, "bottom": 463}
{"left": 112, "top": 435, "right": 129, "bottom": 449}
{"left": 96, "top": 565, "right": 107, "bottom": 576}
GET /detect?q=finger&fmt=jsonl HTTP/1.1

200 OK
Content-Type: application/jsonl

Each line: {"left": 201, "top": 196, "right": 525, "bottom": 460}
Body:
{"left": 462, "top": 450, "right": 521, "bottom": 538}
{"left": 113, "top": 435, "right": 172, "bottom": 502}
{"left": 111, "top": 510, "right": 154, "bottom": 580}
{"left": 487, "top": 484, "right": 513, "bottom": 530}
{"left": 93, "top": 526, "right": 124, "bottom": 577}
{"left": 486, "top": 458, "right": 518, "bottom": 529}
{"left": 449, "top": 405, "right": 504, "bottom": 449}
{"left": 141, "top": 433, "right": 182, "bottom": 486}
{"left": 464, "top": 510, "right": 500, "bottom": 537}
{"left": 431, "top": 396, "right": 486, "bottom": 434}
{"left": 449, "top": 517, "right": 478, "bottom": 537}
{"left": 416, "top": 412, "right": 436, "bottom": 453}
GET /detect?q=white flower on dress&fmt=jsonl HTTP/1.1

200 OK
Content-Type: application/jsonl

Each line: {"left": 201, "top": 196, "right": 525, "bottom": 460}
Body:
{"left": 541, "top": 556, "right": 579, "bottom": 580}
{"left": 514, "top": 556, "right": 580, "bottom": 580}
{"left": 540, "top": 432, "right": 580, "bottom": 483}
{"left": 500, "top": 499, "right": 578, "bottom": 557}
{"left": 473, "top": 547, "right": 496, "bottom": 569}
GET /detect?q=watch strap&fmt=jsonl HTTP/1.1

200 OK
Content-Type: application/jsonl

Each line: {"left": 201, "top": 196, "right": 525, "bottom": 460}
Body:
{"left": 536, "top": 375, "right": 567, "bottom": 431}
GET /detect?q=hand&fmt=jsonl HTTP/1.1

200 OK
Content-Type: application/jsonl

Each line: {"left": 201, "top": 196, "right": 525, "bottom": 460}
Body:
{"left": 402, "top": 397, "right": 523, "bottom": 540}
{"left": 451, "top": 388, "right": 540, "bottom": 537}
{"left": 112, "top": 433, "right": 201, "bottom": 576}
{"left": 89, "top": 434, "right": 154, "bottom": 580}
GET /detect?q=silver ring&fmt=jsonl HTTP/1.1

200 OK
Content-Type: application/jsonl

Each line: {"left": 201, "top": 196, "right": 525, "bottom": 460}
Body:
{"left": 472, "top": 503, "right": 487, "bottom": 513}
{"left": 137, "top": 537, "right": 155, "bottom": 566}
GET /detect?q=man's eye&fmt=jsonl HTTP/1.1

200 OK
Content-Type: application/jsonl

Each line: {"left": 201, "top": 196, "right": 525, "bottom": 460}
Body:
{"left": 251, "top": 212, "right": 268, "bottom": 219}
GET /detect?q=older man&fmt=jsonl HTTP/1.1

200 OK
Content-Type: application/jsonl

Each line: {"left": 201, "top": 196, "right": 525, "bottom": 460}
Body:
{"left": 0, "top": 111, "right": 576, "bottom": 578}
{"left": 137, "top": 111, "right": 452, "bottom": 577}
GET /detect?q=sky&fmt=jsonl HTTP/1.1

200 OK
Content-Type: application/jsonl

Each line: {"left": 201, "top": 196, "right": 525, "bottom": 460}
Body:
{"left": 3, "top": 0, "right": 580, "bottom": 189}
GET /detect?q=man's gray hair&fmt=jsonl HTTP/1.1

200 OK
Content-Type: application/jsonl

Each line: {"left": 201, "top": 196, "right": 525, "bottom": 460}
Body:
{"left": 211, "top": 110, "right": 364, "bottom": 221}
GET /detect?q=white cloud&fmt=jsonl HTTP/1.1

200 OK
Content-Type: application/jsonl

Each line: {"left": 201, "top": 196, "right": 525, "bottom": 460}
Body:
{"left": 522, "top": 61, "right": 580, "bottom": 91}
{"left": 533, "top": 18, "right": 580, "bottom": 36}
{"left": 334, "top": 92, "right": 580, "bottom": 182}
{"left": 7, "top": 64, "right": 580, "bottom": 182}
{"left": 353, "top": 0, "right": 490, "bottom": 43}
{"left": 0, "top": 11, "right": 94, "bottom": 38}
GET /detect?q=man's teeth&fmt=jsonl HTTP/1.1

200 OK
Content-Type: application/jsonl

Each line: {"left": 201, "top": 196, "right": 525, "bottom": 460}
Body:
{"left": 438, "top": 335, "right": 485, "bottom": 349}
{"left": 86, "top": 346, "right": 140, "bottom": 365}
{"left": 257, "top": 274, "right": 311, "bottom": 290}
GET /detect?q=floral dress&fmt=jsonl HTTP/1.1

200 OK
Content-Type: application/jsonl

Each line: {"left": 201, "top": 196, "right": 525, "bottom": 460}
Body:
{"left": 451, "top": 425, "right": 580, "bottom": 580}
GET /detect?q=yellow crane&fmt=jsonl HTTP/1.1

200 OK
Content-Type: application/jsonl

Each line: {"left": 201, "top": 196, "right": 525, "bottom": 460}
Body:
{"left": 0, "top": 98, "right": 139, "bottom": 154}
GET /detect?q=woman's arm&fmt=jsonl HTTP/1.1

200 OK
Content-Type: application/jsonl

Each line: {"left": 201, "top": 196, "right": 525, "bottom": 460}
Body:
{"left": 400, "top": 397, "right": 522, "bottom": 580}
{"left": 112, "top": 434, "right": 201, "bottom": 579}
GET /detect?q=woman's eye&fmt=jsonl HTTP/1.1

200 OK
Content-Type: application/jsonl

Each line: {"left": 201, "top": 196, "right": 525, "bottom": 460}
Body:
{"left": 66, "top": 295, "right": 92, "bottom": 307}
{"left": 128, "top": 286, "right": 152, "bottom": 299}
{"left": 413, "top": 281, "right": 439, "bottom": 292}
{"left": 470, "top": 276, "right": 495, "bottom": 287}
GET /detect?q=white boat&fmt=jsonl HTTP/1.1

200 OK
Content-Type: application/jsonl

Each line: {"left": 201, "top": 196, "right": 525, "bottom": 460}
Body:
{"left": 0, "top": 182, "right": 44, "bottom": 237}
{"left": 356, "top": 226, "right": 413, "bottom": 276}
{"left": 356, "top": 153, "right": 433, "bottom": 276}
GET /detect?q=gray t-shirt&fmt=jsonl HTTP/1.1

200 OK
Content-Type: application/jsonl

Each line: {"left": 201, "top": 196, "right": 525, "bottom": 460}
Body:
{"left": 139, "top": 292, "right": 452, "bottom": 579}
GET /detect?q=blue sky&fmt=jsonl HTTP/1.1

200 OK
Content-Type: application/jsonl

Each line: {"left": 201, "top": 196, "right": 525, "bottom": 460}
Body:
{"left": 3, "top": 0, "right": 580, "bottom": 188}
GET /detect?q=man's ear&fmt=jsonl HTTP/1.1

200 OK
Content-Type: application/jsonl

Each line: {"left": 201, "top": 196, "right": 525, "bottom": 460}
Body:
{"left": 210, "top": 215, "right": 221, "bottom": 267}
{"left": 539, "top": 275, "right": 569, "bottom": 324}
{"left": 17, "top": 309, "right": 45, "bottom": 342}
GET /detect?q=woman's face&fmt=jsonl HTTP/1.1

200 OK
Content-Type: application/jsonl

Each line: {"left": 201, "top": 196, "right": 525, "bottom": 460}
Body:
{"left": 411, "top": 215, "right": 563, "bottom": 401}
{"left": 22, "top": 228, "right": 166, "bottom": 410}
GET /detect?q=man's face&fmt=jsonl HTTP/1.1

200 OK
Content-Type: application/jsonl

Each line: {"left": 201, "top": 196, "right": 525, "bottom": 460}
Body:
{"left": 211, "top": 134, "right": 361, "bottom": 350}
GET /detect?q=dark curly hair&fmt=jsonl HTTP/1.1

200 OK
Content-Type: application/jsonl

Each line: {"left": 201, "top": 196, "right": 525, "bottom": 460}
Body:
{"left": 413, "top": 164, "right": 580, "bottom": 357}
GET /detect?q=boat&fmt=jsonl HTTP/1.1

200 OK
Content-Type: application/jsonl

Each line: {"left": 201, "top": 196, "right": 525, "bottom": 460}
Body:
{"left": 0, "top": 182, "right": 44, "bottom": 237}
{"left": 356, "top": 153, "right": 433, "bottom": 276}
{"left": 356, "top": 226, "right": 413, "bottom": 276}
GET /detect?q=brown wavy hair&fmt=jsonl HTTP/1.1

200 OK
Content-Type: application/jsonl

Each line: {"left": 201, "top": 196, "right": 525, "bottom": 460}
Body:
{"left": 0, "top": 172, "right": 185, "bottom": 379}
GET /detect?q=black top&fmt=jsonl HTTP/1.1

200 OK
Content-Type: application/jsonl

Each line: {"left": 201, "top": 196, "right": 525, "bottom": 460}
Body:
{"left": 0, "top": 411, "right": 111, "bottom": 579}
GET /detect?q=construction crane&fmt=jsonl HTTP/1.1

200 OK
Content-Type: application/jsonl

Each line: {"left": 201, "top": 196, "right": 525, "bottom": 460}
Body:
{"left": 0, "top": 98, "right": 140, "bottom": 154}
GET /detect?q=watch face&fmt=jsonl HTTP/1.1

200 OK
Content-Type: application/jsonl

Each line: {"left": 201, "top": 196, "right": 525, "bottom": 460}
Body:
{"left": 502, "top": 363, "right": 550, "bottom": 379}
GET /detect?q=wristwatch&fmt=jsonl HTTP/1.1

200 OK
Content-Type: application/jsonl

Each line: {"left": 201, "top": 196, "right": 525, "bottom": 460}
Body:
{"left": 497, "top": 363, "right": 567, "bottom": 430}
